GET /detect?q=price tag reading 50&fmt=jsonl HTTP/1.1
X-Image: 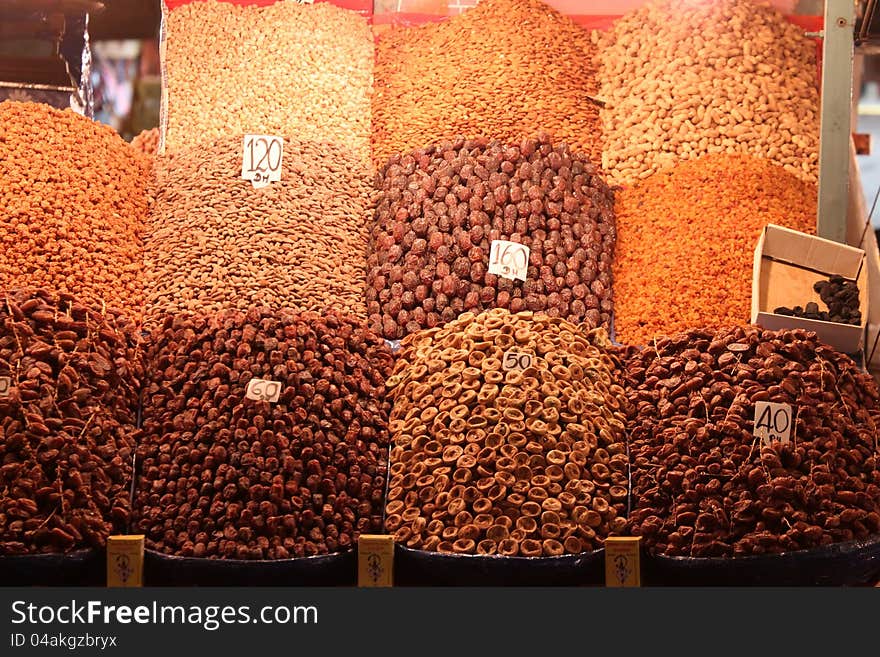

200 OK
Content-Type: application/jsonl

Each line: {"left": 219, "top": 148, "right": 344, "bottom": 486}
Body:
{"left": 489, "top": 240, "right": 530, "bottom": 282}
{"left": 245, "top": 378, "right": 282, "bottom": 403}
{"left": 502, "top": 349, "right": 533, "bottom": 372}
{"left": 242, "top": 135, "right": 284, "bottom": 189}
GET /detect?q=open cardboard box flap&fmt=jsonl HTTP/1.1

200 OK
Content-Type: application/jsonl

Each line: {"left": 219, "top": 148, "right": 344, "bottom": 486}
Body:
{"left": 752, "top": 224, "right": 868, "bottom": 357}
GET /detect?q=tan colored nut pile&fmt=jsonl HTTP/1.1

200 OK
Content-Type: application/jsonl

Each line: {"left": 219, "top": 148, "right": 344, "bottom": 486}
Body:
{"left": 0, "top": 102, "right": 149, "bottom": 318}
{"left": 161, "top": 0, "right": 373, "bottom": 163}
{"left": 596, "top": 0, "right": 819, "bottom": 185}
{"left": 145, "top": 136, "right": 374, "bottom": 324}
{"left": 373, "top": 0, "right": 602, "bottom": 169}
{"left": 385, "top": 308, "right": 631, "bottom": 557}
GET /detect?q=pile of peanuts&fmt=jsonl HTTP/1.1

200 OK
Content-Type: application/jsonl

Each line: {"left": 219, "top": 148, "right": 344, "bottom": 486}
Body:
{"left": 0, "top": 102, "right": 150, "bottom": 318}
{"left": 384, "top": 309, "right": 630, "bottom": 557}
{"left": 0, "top": 288, "right": 142, "bottom": 555}
{"left": 145, "top": 136, "right": 374, "bottom": 324}
{"left": 161, "top": 0, "right": 373, "bottom": 163}
{"left": 625, "top": 326, "right": 880, "bottom": 558}
{"left": 133, "top": 309, "right": 393, "bottom": 559}
{"left": 131, "top": 128, "right": 160, "bottom": 157}
{"left": 612, "top": 154, "right": 817, "bottom": 346}
{"left": 367, "top": 135, "right": 616, "bottom": 340}
{"left": 373, "top": 0, "right": 602, "bottom": 168}
{"left": 597, "top": 0, "right": 819, "bottom": 185}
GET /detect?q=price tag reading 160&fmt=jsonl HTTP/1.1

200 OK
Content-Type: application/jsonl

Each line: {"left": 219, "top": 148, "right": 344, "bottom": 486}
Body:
{"left": 242, "top": 135, "right": 284, "bottom": 189}
{"left": 245, "top": 378, "right": 282, "bottom": 403}
{"left": 489, "top": 240, "right": 530, "bottom": 282}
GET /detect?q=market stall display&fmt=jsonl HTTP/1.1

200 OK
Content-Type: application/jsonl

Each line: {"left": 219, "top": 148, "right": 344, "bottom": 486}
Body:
{"left": 0, "top": 102, "right": 149, "bottom": 319}
{"left": 133, "top": 310, "right": 393, "bottom": 561}
{"left": 159, "top": 0, "right": 373, "bottom": 162}
{"left": 145, "top": 136, "right": 374, "bottom": 324}
{"left": 131, "top": 127, "right": 159, "bottom": 157}
{"left": 367, "top": 135, "right": 615, "bottom": 340}
{"left": 0, "top": 288, "right": 141, "bottom": 556}
{"left": 625, "top": 325, "right": 880, "bottom": 559}
{"left": 597, "top": 0, "right": 819, "bottom": 185}
{"left": 372, "top": 0, "right": 602, "bottom": 169}
{"left": 612, "top": 154, "right": 817, "bottom": 346}
{"left": 385, "top": 308, "right": 630, "bottom": 559}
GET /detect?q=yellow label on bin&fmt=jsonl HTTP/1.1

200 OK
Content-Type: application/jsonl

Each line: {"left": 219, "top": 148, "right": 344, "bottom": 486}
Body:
{"left": 107, "top": 535, "right": 144, "bottom": 587}
{"left": 358, "top": 534, "right": 394, "bottom": 587}
{"left": 605, "top": 537, "right": 642, "bottom": 587}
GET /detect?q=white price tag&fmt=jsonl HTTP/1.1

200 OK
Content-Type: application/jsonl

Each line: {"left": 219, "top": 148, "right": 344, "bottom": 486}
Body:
{"left": 753, "top": 402, "right": 792, "bottom": 446}
{"left": 502, "top": 349, "right": 533, "bottom": 372}
{"left": 242, "top": 135, "right": 284, "bottom": 189}
{"left": 0, "top": 376, "right": 9, "bottom": 398}
{"left": 489, "top": 240, "right": 530, "bottom": 282}
{"left": 245, "top": 378, "right": 282, "bottom": 403}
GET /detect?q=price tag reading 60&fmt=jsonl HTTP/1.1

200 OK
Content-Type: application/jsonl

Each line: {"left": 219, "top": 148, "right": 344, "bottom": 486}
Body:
{"left": 245, "top": 378, "right": 282, "bottom": 403}
{"left": 502, "top": 349, "right": 533, "bottom": 372}
{"left": 242, "top": 135, "right": 284, "bottom": 189}
{"left": 489, "top": 240, "right": 530, "bottom": 282}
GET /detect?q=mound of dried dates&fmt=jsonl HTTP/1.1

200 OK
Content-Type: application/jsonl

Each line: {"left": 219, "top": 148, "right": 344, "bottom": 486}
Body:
{"left": 773, "top": 275, "right": 861, "bottom": 326}
{"left": 0, "top": 288, "right": 141, "bottom": 555}
{"left": 133, "top": 310, "right": 393, "bottom": 560}
{"left": 626, "top": 325, "right": 880, "bottom": 558}
{"left": 367, "top": 134, "right": 616, "bottom": 340}
{"left": 385, "top": 308, "right": 631, "bottom": 557}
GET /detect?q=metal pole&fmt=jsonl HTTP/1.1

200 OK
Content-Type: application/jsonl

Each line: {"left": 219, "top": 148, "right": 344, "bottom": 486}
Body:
{"left": 817, "top": 0, "right": 855, "bottom": 243}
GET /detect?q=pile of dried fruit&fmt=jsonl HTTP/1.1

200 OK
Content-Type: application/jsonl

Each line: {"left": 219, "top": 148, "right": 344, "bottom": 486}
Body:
{"left": 775, "top": 276, "right": 862, "bottom": 326}
{"left": 597, "top": 0, "right": 819, "bottom": 185}
{"left": 131, "top": 127, "right": 160, "bottom": 157}
{"left": 385, "top": 308, "right": 630, "bottom": 556}
{"left": 133, "top": 309, "right": 393, "bottom": 559}
{"left": 625, "top": 325, "right": 880, "bottom": 558}
{"left": 145, "top": 136, "right": 374, "bottom": 324}
{"left": 162, "top": 0, "right": 373, "bottom": 162}
{"left": 0, "top": 102, "right": 149, "bottom": 318}
{"left": 612, "top": 154, "right": 816, "bottom": 346}
{"left": 373, "top": 0, "right": 602, "bottom": 168}
{"left": 0, "top": 288, "right": 141, "bottom": 555}
{"left": 367, "top": 135, "right": 616, "bottom": 340}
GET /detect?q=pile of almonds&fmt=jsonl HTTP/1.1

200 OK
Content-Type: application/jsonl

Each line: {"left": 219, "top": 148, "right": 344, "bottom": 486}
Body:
{"left": 367, "top": 135, "right": 616, "bottom": 340}
{"left": 0, "top": 288, "right": 141, "bottom": 555}
{"left": 385, "top": 308, "right": 631, "bottom": 557}
{"left": 597, "top": 0, "right": 819, "bottom": 185}
{"left": 161, "top": 0, "right": 373, "bottom": 163}
{"left": 0, "top": 102, "right": 149, "bottom": 318}
{"left": 372, "top": 0, "right": 602, "bottom": 168}
{"left": 145, "top": 136, "right": 374, "bottom": 324}
{"left": 133, "top": 309, "right": 393, "bottom": 559}
{"left": 625, "top": 325, "right": 880, "bottom": 558}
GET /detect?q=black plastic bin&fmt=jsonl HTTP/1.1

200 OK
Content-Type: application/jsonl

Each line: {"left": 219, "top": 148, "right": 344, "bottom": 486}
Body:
{"left": 0, "top": 549, "right": 103, "bottom": 586}
{"left": 143, "top": 549, "right": 356, "bottom": 586}
{"left": 644, "top": 534, "right": 880, "bottom": 586}
{"left": 393, "top": 545, "right": 605, "bottom": 586}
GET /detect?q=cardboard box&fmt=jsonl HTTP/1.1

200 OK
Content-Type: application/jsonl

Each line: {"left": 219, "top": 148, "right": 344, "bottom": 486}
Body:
{"left": 752, "top": 224, "right": 868, "bottom": 356}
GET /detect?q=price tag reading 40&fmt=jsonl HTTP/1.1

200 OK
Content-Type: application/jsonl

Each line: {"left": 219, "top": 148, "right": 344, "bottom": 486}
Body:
{"left": 489, "top": 240, "right": 530, "bottom": 282}
{"left": 753, "top": 401, "right": 793, "bottom": 446}
{"left": 242, "top": 135, "right": 284, "bottom": 189}
{"left": 503, "top": 349, "right": 533, "bottom": 372}
{"left": 245, "top": 378, "right": 282, "bottom": 403}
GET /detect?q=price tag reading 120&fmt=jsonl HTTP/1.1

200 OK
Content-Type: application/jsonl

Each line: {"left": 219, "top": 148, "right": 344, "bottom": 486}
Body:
{"left": 242, "top": 135, "right": 284, "bottom": 189}
{"left": 489, "top": 240, "right": 530, "bottom": 282}
{"left": 245, "top": 378, "right": 282, "bottom": 403}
